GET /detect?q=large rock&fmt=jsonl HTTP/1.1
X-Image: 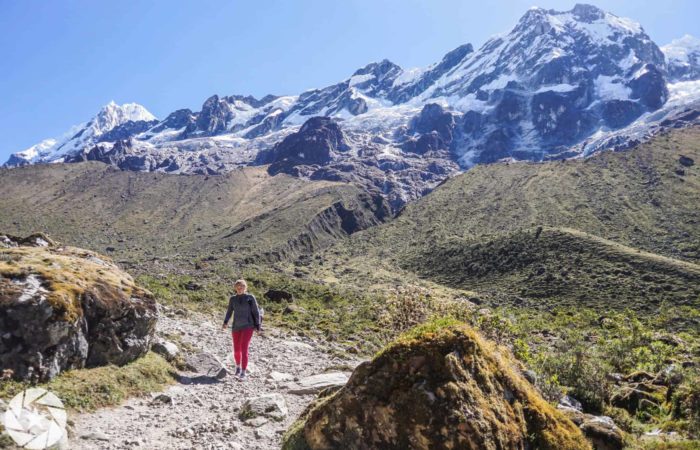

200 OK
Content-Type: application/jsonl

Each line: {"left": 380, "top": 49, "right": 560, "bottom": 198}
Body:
{"left": 579, "top": 416, "right": 624, "bottom": 450}
{"left": 284, "top": 320, "right": 590, "bottom": 450}
{"left": 0, "top": 234, "right": 157, "bottom": 382}
{"left": 264, "top": 289, "right": 294, "bottom": 303}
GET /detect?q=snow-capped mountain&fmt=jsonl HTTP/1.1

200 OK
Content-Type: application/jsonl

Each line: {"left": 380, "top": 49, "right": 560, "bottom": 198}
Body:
{"left": 663, "top": 34, "right": 700, "bottom": 82}
{"left": 8, "top": 102, "right": 156, "bottom": 166}
{"left": 6, "top": 4, "right": 700, "bottom": 209}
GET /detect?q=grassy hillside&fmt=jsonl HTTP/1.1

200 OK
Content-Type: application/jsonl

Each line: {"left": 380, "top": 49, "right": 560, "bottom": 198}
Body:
{"left": 402, "top": 226, "right": 700, "bottom": 314}
{"left": 339, "top": 127, "right": 700, "bottom": 265}
{"left": 0, "top": 162, "right": 388, "bottom": 272}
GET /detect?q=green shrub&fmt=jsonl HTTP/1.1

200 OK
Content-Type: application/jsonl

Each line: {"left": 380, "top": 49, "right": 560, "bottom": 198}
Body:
{"left": 671, "top": 369, "right": 700, "bottom": 438}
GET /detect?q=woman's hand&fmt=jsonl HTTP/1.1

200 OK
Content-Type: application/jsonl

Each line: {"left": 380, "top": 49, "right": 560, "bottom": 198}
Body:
{"left": 221, "top": 324, "right": 227, "bottom": 332}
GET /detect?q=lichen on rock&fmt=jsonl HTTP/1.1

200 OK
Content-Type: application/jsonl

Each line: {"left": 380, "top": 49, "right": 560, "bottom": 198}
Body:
{"left": 0, "top": 233, "right": 157, "bottom": 382}
{"left": 284, "top": 317, "right": 591, "bottom": 450}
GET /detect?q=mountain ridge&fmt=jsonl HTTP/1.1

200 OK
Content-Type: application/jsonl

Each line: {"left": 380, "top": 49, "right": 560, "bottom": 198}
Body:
{"left": 5, "top": 4, "right": 700, "bottom": 209}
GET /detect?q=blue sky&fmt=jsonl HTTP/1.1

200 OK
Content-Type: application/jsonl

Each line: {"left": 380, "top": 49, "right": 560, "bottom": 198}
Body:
{"left": 1, "top": 0, "right": 698, "bottom": 162}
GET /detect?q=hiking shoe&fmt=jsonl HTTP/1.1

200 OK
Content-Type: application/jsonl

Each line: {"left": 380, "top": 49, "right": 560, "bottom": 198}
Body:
{"left": 239, "top": 370, "right": 247, "bottom": 381}
{"left": 234, "top": 366, "right": 241, "bottom": 377}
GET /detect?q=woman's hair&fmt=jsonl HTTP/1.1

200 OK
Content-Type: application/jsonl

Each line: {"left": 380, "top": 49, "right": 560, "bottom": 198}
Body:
{"left": 234, "top": 279, "right": 247, "bottom": 290}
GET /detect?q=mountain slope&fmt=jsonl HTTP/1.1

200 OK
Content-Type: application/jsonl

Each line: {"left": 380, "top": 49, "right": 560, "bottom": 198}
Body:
{"left": 401, "top": 226, "right": 700, "bottom": 313}
{"left": 303, "top": 127, "right": 700, "bottom": 326}
{"left": 0, "top": 162, "right": 389, "bottom": 270}
{"left": 342, "top": 126, "right": 700, "bottom": 264}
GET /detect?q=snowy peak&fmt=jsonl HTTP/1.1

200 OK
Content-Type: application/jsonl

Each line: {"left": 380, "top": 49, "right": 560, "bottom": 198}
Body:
{"left": 425, "top": 3, "right": 663, "bottom": 104}
{"left": 663, "top": 34, "right": 700, "bottom": 59}
{"left": 663, "top": 34, "right": 700, "bottom": 81}
{"left": 6, "top": 138, "right": 59, "bottom": 166}
{"left": 5, "top": 102, "right": 157, "bottom": 165}
{"left": 517, "top": 4, "right": 642, "bottom": 36}
{"left": 87, "top": 102, "right": 157, "bottom": 141}
{"left": 94, "top": 102, "right": 156, "bottom": 132}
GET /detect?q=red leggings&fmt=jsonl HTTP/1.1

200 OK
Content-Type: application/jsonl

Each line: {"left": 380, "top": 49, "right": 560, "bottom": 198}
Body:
{"left": 231, "top": 328, "right": 254, "bottom": 370}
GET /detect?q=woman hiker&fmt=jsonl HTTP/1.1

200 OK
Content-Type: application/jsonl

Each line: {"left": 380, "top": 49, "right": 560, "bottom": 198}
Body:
{"left": 221, "top": 279, "right": 261, "bottom": 380}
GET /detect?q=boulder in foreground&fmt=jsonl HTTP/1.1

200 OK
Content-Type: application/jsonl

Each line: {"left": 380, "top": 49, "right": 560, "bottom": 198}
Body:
{"left": 284, "top": 318, "right": 591, "bottom": 450}
{"left": 0, "top": 233, "right": 157, "bottom": 381}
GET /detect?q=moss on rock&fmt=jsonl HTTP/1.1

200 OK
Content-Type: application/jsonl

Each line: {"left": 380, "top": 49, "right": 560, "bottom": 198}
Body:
{"left": 285, "top": 318, "right": 591, "bottom": 450}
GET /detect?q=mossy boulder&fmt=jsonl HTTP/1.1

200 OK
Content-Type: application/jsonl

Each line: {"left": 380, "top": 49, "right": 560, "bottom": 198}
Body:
{"left": 0, "top": 234, "right": 157, "bottom": 381}
{"left": 285, "top": 318, "right": 591, "bottom": 450}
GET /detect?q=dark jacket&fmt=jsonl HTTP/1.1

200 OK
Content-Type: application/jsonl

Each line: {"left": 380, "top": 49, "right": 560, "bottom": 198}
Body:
{"left": 223, "top": 293, "right": 260, "bottom": 331}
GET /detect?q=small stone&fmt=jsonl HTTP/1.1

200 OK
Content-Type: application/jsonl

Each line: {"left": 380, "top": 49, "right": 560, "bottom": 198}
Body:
{"left": 283, "top": 340, "right": 314, "bottom": 350}
{"left": 283, "top": 304, "right": 306, "bottom": 315}
{"left": 523, "top": 369, "right": 537, "bottom": 384}
{"left": 185, "top": 281, "right": 203, "bottom": 291}
{"left": 679, "top": 155, "right": 694, "bottom": 167}
{"left": 185, "top": 352, "right": 227, "bottom": 379}
{"left": 150, "top": 393, "right": 173, "bottom": 405}
{"left": 245, "top": 417, "right": 270, "bottom": 427}
{"left": 80, "top": 430, "right": 110, "bottom": 441}
{"left": 152, "top": 338, "right": 179, "bottom": 361}
{"left": 255, "top": 427, "right": 276, "bottom": 439}
{"left": 267, "top": 371, "right": 294, "bottom": 382}
{"left": 558, "top": 395, "right": 582, "bottom": 412}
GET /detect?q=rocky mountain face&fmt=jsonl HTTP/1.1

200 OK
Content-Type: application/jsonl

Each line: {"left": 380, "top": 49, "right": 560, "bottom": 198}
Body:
{"left": 5, "top": 4, "right": 700, "bottom": 209}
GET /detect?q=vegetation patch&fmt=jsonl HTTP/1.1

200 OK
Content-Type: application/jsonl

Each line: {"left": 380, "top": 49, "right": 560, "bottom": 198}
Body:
{"left": 0, "top": 351, "right": 176, "bottom": 412}
{"left": 400, "top": 227, "right": 700, "bottom": 324}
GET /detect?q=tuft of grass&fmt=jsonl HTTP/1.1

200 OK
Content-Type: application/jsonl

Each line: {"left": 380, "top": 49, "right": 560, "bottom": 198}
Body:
{"left": 392, "top": 316, "right": 463, "bottom": 344}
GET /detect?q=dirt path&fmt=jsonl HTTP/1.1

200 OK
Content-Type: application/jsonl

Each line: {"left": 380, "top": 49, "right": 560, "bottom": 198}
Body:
{"left": 68, "top": 305, "right": 362, "bottom": 450}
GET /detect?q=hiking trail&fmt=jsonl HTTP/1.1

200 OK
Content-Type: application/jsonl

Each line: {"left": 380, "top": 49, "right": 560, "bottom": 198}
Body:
{"left": 69, "top": 304, "right": 362, "bottom": 450}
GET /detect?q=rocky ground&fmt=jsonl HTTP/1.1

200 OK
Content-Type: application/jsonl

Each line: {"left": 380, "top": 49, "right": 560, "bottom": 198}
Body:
{"left": 68, "top": 305, "right": 362, "bottom": 450}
